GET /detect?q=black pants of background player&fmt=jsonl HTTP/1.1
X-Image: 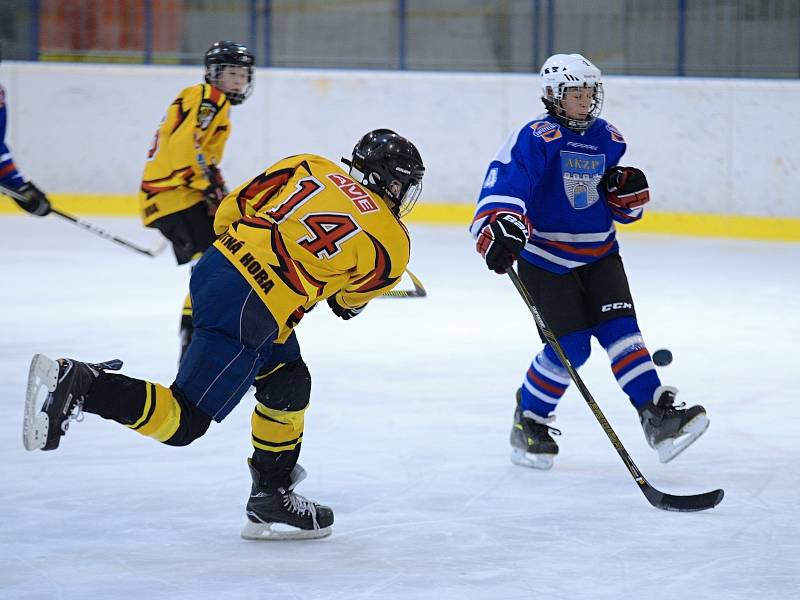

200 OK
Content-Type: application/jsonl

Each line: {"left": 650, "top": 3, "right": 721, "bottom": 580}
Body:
{"left": 149, "top": 202, "right": 217, "bottom": 363}
{"left": 516, "top": 251, "right": 663, "bottom": 417}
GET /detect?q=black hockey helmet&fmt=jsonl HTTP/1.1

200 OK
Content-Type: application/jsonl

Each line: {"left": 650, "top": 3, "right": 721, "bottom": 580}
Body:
{"left": 204, "top": 40, "right": 255, "bottom": 105}
{"left": 343, "top": 129, "right": 425, "bottom": 217}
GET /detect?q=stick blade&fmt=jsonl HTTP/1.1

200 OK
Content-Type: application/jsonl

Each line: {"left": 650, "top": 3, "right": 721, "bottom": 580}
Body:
{"left": 642, "top": 485, "right": 724, "bottom": 512}
{"left": 379, "top": 269, "right": 427, "bottom": 298}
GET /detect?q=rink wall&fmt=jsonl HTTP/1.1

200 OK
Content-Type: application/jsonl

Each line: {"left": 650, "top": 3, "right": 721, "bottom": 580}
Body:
{"left": 1, "top": 62, "right": 798, "bottom": 241}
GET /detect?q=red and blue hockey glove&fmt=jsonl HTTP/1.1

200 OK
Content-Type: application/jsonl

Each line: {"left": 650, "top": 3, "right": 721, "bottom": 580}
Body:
{"left": 476, "top": 212, "right": 529, "bottom": 274}
{"left": 327, "top": 296, "right": 366, "bottom": 320}
{"left": 604, "top": 166, "right": 650, "bottom": 209}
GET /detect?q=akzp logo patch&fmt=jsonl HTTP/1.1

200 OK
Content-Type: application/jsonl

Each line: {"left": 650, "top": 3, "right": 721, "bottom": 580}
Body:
{"left": 560, "top": 151, "right": 606, "bottom": 209}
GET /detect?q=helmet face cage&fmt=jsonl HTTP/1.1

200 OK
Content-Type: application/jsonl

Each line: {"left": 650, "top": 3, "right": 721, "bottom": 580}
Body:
{"left": 204, "top": 41, "right": 255, "bottom": 105}
{"left": 543, "top": 82, "right": 604, "bottom": 132}
{"left": 347, "top": 130, "right": 425, "bottom": 218}
{"left": 540, "top": 53, "right": 603, "bottom": 132}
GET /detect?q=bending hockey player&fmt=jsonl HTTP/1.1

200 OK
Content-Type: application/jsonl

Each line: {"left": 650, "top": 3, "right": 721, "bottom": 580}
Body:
{"left": 24, "top": 130, "right": 425, "bottom": 540}
{"left": 139, "top": 40, "right": 255, "bottom": 362}
{"left": 471, "top": 53, "right": 709, "bottom": 469}
{"left": 0, "top": 46, "right": 51, "bottom": 217}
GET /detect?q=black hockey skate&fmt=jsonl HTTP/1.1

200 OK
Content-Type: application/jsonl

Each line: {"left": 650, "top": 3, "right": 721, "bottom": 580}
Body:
{"left": 23, "top": 354, "right": 122, "bottom": 451}
{"left": 241, "top": 459, "right": 334, "bottom": 541}
{"left": 510, "top": 389, "right": 561, "bottom": 470}
{"left": 638, "top": 385, "right": 709, "bottom": 464}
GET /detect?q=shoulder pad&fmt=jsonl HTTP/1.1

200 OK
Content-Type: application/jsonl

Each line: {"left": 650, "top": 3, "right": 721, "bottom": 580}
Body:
{"left": 604, "top": 121, "right": 626, "bottom": 144}
{"left": 528, "top": 119, "right": 562, "bottom": 143}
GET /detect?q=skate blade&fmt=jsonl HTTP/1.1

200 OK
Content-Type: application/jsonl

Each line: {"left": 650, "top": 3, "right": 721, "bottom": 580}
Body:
{"left": 510, "top": 448, "right": 555, "bottom": 470}
{"left": 241, "top": 520, "right": 332, "bottom": 541}
{"left": 23, "top": 354, "right": 60, "bottom": 451}
{"left": 656, "top": 414, "right": 710, "bottom": 464}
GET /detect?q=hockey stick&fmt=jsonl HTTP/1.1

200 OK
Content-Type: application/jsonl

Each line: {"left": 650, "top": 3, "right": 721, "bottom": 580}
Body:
{"left": 506, "top": 267, "right": 723, "bottom": 512}
{"left": 380, "top": 269, "right": 427, "bottom": 298}
{"left": 0, "top": 183, "right": 167, "bottom": 258}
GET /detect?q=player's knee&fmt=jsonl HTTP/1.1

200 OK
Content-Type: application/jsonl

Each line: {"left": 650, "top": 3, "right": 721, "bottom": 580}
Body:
{"left": 594, "top": 315, "right": 640, "bottom": 348}
{"left": 254, "top": 359, "right": 311, "bottom": 413}
{"left": 549, "top": 330, "right": 592, "bottom": 368}
{"left": 163, "top": 389, "right": 212, "bottom": 447}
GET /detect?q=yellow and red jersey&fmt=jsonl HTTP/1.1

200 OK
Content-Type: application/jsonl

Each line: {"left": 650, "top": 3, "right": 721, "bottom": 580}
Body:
{"left": 139, "top": 83, "right": 231, "bottom": 225}
{"left": 213, "top": 154, "right": 411, "bottom": 342}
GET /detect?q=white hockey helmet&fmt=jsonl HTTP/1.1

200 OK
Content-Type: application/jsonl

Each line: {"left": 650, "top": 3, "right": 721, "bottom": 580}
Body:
{"left": 540, "top": 53, "right": 603, "bottom": 132}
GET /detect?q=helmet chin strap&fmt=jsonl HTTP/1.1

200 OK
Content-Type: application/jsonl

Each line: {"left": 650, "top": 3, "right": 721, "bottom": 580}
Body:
{"left": 542, "top": 97, "right": 591, "bottom": 133}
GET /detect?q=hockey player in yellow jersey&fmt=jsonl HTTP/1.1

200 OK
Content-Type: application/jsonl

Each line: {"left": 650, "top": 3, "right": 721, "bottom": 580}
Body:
{"left": 139, "top": 40, "right": 255, "bottom": 361}
{"left": 23, "top": 130, "right": 425, "bottom": 540}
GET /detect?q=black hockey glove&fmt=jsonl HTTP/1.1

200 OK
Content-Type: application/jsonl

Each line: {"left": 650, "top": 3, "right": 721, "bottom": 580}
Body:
{"left": 327, "top": 296, "right": 366, "bottom": 320}
{"left": 15, "top": 181, "right": 51, "bottom": 216}
{"left": 604, "top": 166, "right": 650, "bottom": 210}
{"left": 476, "top": 212, "right": 529, "bottom": 274}
{"left": 203, "top": 165, "right": 228, "bottom": 216}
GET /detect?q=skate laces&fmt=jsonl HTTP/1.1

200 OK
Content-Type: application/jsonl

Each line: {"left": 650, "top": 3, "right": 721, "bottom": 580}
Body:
{"left": 283, "top": 491, "right": 320, "bottom": 529}
{"left": 658, "top": 392, "right": 686, "bottom": 415}
{"left": 60, "top": 396, "right": 86, "bottom": 434}
{"left": 521, "top": 410, "right": 562, "bottom": 436}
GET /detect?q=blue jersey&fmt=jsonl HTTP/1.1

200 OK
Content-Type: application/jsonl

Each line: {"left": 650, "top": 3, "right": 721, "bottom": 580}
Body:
{"left": 0, "top": 84, "right": 25, "bottom": 189}
{"left": 471, "top": 114, "right": 643, "bottom": 274}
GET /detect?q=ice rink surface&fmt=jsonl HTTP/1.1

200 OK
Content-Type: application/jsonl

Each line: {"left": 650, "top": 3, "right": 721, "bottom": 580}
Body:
{"left": 1, "top": 216, "right": 798, "bottom": 599}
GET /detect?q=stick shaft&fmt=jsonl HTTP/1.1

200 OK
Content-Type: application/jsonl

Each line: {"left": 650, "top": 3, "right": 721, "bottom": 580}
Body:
{"left": 0, "top": 183, "right": 163, "bottom": 257}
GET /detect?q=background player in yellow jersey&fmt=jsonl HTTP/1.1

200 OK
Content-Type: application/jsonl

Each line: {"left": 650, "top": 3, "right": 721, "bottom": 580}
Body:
{"left": 23, "top": 130, "right": 425, "bottom": 540}
{"left": 140, "top": 40, "right": 255, "bottom": 361}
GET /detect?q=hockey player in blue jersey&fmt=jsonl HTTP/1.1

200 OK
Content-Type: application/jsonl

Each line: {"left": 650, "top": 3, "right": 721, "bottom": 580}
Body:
{"left": 0, "top": 49, "right": 51, "bottom": 216}
{"left": 471, "top": 53, "right": 709, "bottom": 469}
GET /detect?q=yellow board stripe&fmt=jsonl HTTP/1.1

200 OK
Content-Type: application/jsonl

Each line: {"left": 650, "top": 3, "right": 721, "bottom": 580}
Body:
{"left": 0, "top": 194, "right": 140, "bottom": 216}
{"left": 1, "top": 194, "right": 798, "bottom": 242}
{"left": 407, "top": 202, "right": 800, "bottom": 243}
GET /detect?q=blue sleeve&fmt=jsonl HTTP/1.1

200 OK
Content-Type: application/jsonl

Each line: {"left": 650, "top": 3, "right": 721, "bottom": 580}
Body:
{"left": 470, "top": 123, "right": 542, "bottom": 236}
{"left": 0, "top": 85, "right": 7, "bottom": 143}
{"left": 602, "top": 124, "right": 643, "bottom": 224}
{"left": 0, "top": 85, "right": 25, "bottom": 188}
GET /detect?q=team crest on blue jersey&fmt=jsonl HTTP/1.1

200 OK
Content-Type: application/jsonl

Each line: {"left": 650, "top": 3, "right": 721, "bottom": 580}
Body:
{"left": 560, "top": 151, "right": 606, "bottom": 209}
{"left": 606, "top": 123, "right": 625, "bottom": 143}
{"left": 530, "top": 120, "right": 562, "bottom": 142}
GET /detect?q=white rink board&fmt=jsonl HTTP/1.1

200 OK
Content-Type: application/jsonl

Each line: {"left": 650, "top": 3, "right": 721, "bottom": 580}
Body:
{"left": 1, "top": 217, "right": 799, "bottom": 599}
{"left": 2, "top": 62, "right": 799, "bottom": 217}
